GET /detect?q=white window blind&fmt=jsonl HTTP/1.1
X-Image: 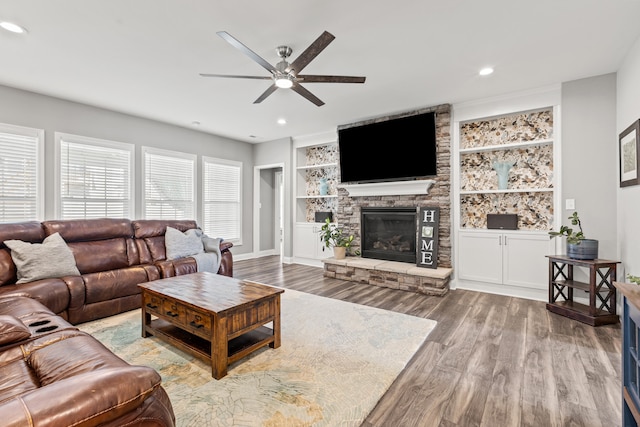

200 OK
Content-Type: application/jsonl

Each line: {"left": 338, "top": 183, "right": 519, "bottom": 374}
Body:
{"left": 57, "top": 133, "right": 133, "bottom": 219}
{"left": 143, "top": 147, "right": 195, "bottom": 220}
{"left": 0, "top": 124, "right": 43, "bottom": 222}
{"left": 203, "top": 156, "right": 241, "bottom": 242}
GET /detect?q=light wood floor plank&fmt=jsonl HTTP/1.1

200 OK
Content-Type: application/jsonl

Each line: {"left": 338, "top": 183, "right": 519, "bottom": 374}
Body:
{"left": 233, "top": 256, "right": 622, "bottom": 427}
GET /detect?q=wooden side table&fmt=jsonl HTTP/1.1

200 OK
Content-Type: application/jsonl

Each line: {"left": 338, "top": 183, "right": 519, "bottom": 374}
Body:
{"left": 546, "top": 255, "right": 620, "bottom": 326}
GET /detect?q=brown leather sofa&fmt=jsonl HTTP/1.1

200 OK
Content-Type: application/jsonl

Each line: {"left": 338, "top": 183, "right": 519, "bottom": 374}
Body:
{"left": 0, "top": 218, "right": 233, "bottom": 324}
{"left": 0, "top": 218, "right": 234, "bottom": 426}
{"left": 0, "top": 295, "right": 175, "bottom": 427}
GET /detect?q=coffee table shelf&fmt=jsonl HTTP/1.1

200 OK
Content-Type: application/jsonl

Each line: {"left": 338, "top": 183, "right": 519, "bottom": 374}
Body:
{"left": 146, "top": 318, "right": 274, "bottom": 365}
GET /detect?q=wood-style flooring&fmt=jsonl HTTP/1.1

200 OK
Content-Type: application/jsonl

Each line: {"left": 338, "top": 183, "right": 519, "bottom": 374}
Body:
{"left": 233, "top": 255, "right": 622, "bottom": 427}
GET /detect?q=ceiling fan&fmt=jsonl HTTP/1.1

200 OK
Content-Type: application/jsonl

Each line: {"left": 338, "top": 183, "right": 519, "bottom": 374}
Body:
{"left": 200, "top": 31, "right": 366, "bottom": 106}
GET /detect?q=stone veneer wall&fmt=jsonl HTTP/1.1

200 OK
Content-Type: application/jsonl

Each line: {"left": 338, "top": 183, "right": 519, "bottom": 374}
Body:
{"left": 335, "top": 103, "right": 452, "bottom": 268}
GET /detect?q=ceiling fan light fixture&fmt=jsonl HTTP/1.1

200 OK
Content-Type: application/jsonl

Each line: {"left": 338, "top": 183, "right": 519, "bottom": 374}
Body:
{"left": 275, "top": 76, "right": 293, "bottom": 89}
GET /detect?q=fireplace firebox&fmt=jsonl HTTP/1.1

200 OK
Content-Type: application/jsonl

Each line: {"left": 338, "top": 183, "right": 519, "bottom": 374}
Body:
{"left": 361, "top": 207, "right": 417, "bottom": 263}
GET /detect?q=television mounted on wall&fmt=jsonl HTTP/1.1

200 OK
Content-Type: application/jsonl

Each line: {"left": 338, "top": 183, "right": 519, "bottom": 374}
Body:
{"left": 337, "top": 111, "right": 437, "bottom": 183}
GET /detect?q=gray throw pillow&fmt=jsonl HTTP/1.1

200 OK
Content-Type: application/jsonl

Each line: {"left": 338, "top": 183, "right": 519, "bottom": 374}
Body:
{"left": 4, "top": 232, "right": 80, "bottom": 284}
{"left": 165, "top": 227, "right": 204, "bottom": 260}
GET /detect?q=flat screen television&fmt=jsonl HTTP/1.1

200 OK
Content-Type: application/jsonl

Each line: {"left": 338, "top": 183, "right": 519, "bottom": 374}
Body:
{"left": 337, "top": 111, "right": 437, "bottom": 183}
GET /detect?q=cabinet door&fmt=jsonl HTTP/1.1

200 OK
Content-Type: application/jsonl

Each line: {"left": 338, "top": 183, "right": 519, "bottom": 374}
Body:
{"left": 502, "top": 232, "right": 555, "bottom": 289}
{"left": 458, "top": 231, "right": 503, "bottom": 284}
{"left": 294, "top": 223, "right": 331, "bottom": 260}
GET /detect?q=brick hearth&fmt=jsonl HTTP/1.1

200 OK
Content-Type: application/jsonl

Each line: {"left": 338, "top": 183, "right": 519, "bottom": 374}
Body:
{"left": 322, "top": 257, "right": 452, "bottom": 296}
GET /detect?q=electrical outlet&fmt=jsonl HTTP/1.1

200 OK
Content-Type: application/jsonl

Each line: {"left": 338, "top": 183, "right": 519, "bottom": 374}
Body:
{"left": 565, "top": 199, "right": 575, "bottom": 210}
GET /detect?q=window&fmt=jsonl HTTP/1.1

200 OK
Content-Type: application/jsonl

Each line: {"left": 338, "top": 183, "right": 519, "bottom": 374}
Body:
{"left": 143, "top": 147, "right": 196, "bottom": 220}
{"left": 56, "top": 133, "right": 134, "bottom": 219}
{"left": 203, "top": 156, "right": 242, "bottom": 243}
{"left": 0, "top": 123, "right": 44, "bottom": 222}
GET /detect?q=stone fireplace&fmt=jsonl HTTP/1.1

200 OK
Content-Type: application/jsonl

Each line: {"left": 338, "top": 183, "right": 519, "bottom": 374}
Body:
{"left": 361, "top": 207, "right": 416, "bottom": 263}
{"left": 322, "top": 103, "right": 453, "bottom": 296}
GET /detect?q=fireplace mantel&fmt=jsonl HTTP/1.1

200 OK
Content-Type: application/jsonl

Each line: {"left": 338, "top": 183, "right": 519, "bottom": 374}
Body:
{"left": 338, "top": 179, "right": 435, "bottom": 197}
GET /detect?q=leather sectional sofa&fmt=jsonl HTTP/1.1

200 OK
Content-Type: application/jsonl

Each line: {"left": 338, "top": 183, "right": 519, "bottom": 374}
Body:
{"left": 0, "top": 218, "right": 234, "bottom": 426}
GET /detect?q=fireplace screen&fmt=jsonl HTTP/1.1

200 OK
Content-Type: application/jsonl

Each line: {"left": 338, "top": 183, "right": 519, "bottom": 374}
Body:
{"left": 361, "top": 207, "right": 417, "bottom": 263}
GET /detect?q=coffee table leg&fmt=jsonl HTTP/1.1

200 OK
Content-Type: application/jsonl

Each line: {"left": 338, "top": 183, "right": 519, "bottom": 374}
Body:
{"left": 142, "top": 305, "right": 151, "bottom": 338}
{"left": 271, "top": 295, "right": 281, "bottom": 349}
{"left": 211, "top": 314, "right": 228, "bottom": 379}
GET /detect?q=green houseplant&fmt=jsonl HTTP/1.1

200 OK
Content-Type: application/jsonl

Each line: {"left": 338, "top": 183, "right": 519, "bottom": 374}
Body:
{"left": 319, "top": 218, "right": 354, "bottom": 259}
{"left": 628, "top": 274, "right": 640, "bottom": 285}
{"left": 548, "top": 212, "right": 598, "bottom": 260}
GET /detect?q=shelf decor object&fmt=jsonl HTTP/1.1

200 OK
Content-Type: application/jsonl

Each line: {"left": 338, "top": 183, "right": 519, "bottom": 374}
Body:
{"left": 620, "top": 119, "right": 640, "bottom": 187}
{"left": 492, "top": 159, "right": 515, "bottom": 190}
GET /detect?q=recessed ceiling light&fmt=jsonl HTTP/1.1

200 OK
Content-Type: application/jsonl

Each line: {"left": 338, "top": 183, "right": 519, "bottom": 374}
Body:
{"left": 0, "top": 21, "right": 28, "bottom": 34}
{"left": 191, "top": 121, "right": 200, "bottom": 126}
{"left": 479, "top": 67, "right": 494, "bottom": 76}
{"left": 277, "top": 118, "right": 287, "bottom": 125}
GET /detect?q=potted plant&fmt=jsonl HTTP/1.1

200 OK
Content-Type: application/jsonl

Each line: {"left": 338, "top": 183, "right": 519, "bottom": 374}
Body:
{"left": 319, "top": 218, "right": 354, "bottom": 259}
{"left": 548, "top": 211, "right": 598, "bottom": 260}
{"left": 628, "top": 274, "right": 640, "bottom": 285}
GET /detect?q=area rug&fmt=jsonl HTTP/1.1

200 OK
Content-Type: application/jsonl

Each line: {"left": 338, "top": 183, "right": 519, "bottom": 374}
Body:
{"left": 78, "top": 289, "right": 437, "bottom": 427}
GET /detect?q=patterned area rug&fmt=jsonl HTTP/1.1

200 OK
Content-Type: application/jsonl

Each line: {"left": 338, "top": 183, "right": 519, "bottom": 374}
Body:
{"left": 79, "top": 289, "right": 436, "bottom": 427}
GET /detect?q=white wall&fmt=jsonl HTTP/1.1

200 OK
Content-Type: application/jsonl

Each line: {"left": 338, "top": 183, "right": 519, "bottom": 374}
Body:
{"left": 0, "top": 84, "right": 255, "bottom": 255}
{"left": 617, "top": 35, "right": 640, "bottom": 280}
{"left": 254, "top": 138, "right": 293, "bottom": 258}
{"left": 561, "top": 74, "right": 618, "bottom": 260}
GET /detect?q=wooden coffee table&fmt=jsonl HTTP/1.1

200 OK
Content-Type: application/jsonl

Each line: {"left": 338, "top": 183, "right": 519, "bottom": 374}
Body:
{"left": 138, "top": 272, "right": 284, "bottom": 379}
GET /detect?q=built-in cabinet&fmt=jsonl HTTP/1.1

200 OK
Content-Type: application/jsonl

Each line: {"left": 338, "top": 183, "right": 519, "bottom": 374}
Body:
{"left": 455, "top": 105, "right": 559, "bottom": 293}
{"left": 458, "top": 230, "right": 553, "bottom": 289}
{"left": 293, "top": 135, "right": 339, "bottom": 265}
{"left": 294, "top": 223, "right": 331, "bottom": 261}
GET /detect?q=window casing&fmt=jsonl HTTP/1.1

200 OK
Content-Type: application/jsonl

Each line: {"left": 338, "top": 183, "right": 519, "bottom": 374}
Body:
{"left": 56, "top": 133, "right": 134, "bottom": 219}
{"left": 202, "top": 156, "right": 242, "bottom": 243}
{"left": 0, "top": 123, "right": 44, "bottom": 222}
{"left": 143, "top": 147, "right": 196, "bottom": 220}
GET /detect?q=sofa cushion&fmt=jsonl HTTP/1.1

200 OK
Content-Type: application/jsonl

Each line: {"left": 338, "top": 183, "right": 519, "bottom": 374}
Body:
{"left": 68, "top": 238, "right": 130, "bottom": 274}
{"left": 4, "top": 233, "right": 80, "bottom": 284}
{"left": 41, "top": 218, "right": 133, "bottom": 242}
{"left": 0, "top": 221, "right": 45, "bottom": 286}
{"left": 0, "top": 315, "right": 30, "bottom": 345}
{"left": 165, "top": 227, "right": 204, "bottom": 260}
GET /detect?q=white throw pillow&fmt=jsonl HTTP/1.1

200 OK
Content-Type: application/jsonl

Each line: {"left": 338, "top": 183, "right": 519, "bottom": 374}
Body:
{"left": 5, "top": 232, "right": 80, "bottom": 284}
{"left": 165, "top": 227, "right": 204, "bottom": 260}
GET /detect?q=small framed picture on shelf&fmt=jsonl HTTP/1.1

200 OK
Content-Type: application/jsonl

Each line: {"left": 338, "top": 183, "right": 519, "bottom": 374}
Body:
{"left": 620, "top": 119, "right": 640, "bottom": 187}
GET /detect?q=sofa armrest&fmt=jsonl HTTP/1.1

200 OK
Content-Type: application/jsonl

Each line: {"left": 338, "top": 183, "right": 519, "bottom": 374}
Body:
{"left": 220, "top": 241, "right": 233, "bottom": 252}
{"left": 0, "top": 366, "right": 162, "bottom": 427}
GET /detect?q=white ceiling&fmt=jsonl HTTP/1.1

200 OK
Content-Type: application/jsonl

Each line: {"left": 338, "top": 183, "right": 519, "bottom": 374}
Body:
{"left": 2, "top": 1, "right": 640, "bottom": 143}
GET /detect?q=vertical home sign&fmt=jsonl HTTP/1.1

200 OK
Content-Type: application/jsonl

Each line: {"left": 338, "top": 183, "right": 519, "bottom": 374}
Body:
{"left": 417, "top": 207, "right": 439, "bottom": 269}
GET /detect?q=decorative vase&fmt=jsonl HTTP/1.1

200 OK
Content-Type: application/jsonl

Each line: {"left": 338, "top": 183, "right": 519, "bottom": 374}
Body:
{"left": 319, "top": 178, "right": 329, "bottom": 196}
{"left": 333, "top": 246, "right": 346, "bottom": 259}
{"left": 567, "top": 239, "right": 598, "bottom": 260}
{"left": 492, "top": 160, "right": 515, "bottom": 190}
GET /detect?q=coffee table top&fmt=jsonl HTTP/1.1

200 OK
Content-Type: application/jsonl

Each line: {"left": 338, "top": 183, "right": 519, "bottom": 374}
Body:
{"left": 138, "top": 272, "right": 284, "bottom": 314}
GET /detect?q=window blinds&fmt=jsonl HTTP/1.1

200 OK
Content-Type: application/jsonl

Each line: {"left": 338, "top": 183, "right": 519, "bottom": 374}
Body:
{"left": 203, "top": 158, "right": 241, "bottom": 241}
{"left": 144, "top": 149, "right": 195, "bottom": 220}
{"left": 0, "top": 129, "right": 41, "bottom": 222}
{"left": 59, "top": 138, "right": 132, "bottom": 219}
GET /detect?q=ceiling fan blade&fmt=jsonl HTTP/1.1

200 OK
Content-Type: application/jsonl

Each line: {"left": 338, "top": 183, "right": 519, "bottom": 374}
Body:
{"left": 254, "top": 84, "right": 278, "bottom": 104}
{"left": 199, "top": 73, "right": 272, "bottom": 80}
{"left": 217, "top": 31, "right": 277, "bottom": 74}
{"left": 286, "top": 31, "right": 335, "bottom": 75}
{"left": 291, "top": 83, "right": 324, "bottom": 106}
{"left": 297, "top": 75, "right": 366, "bottom": 84}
